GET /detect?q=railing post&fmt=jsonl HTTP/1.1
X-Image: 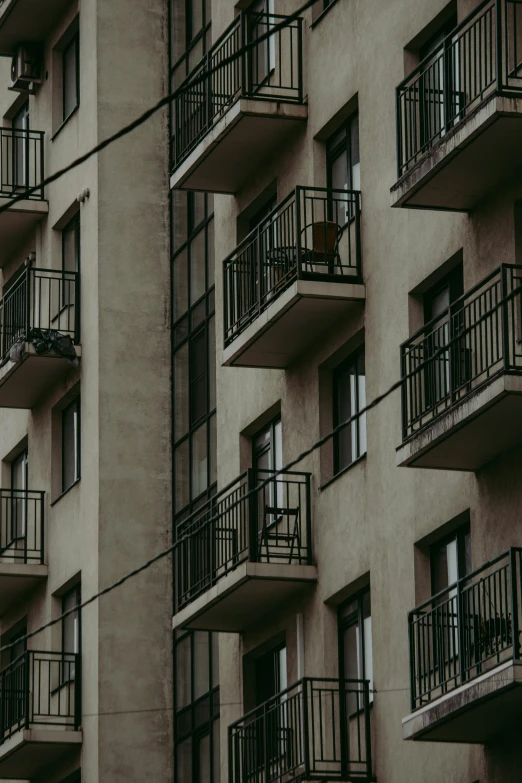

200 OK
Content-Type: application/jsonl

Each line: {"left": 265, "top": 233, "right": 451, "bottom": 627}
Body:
{"left": 74, "top": 271, "right": 81, "bottom": 344}
{"left": 305, "top": 474, "right": 312, "bottom": 565}
{"left": 297, "top": 18, "right": 303, "bottom": 103}
{"left": 302, "top": 679, "right": 310, "bottom": 777}
{"left": 24, "top": 266, "right": 31, "bottom": 340}
{"left": 400, "top": 347, "right": 408, "bottom": 441}
{"left": 496, "top": 0, "right": 503, "bottom": 92}
{"left": 510, "top": 549, "right": 520, "bottom": 659}
{"left": 74, "top": 653, "right": 82, "bottom": 729}
{"left": 256, "top": 224, "right": 262, "bottom": 316}
{"left": 396, "top": 86, "right": 403, "bottom": 178}
{"left": 247, "top": 468, "right": 258, "bottom": 562}
{"left": 295, "top": 188, "right": 302, "bottom": 279}
{"left": 408, "top": 612, "right": 416, "bottom": 711}
{"left": 240, "top": 11, "right": 248, "bottom": 97}
{"left": 501, "top": 264, "right": 510, "bottom": 370}
{"left": 24, "top": 651, "right": 30, "bottom": 729}
{"left": 364, "top": 679, "right": 372, "bottom": 781}
{"left": 40, "top": 492, "right": 45, "bottom": 564}
{"left": 39, "top": 132, "right": 44, "bottom": 199}
{"left": 263, "top": 700, "right": 269, "bottom": 779}
{"left": 457, "top": 577, "right": 466, "bottom": 685}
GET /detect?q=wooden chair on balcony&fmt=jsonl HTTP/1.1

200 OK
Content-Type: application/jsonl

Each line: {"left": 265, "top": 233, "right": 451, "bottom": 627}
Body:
{"left": 300, "top": 220, "right": 343, "bottom": 275}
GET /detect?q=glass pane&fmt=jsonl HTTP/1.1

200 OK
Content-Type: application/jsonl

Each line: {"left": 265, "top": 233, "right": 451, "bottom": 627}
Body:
{"left": 192, "top": 423, "right": 208, "bottom": 499}
{"left": 190, "top": 330, "right": 207, "bottom": 424}
{"left": 343, "top": 623, "right": 359, "bottom": 681}
{"left": 207, "top": 219, "right": 215, "bottom": 288}
{"left": 194, "top": 631, "right": 210, "bottom": 700}
{"left": 198, "top": 732, "right": 211, "bottom": 783}
{"left": 62, "top": 399, "right": 79, "bottom": 491}
{"left": 172, "top": 191, "right": 188, "bottom": 251}
{"left": 209, "top": 414, "right": 216, "bottom": 486}
{"left": 350, "top": 115, "right": 360, "bottom": 191}
{"left": 173, "top": 248, "right": 189, "bottom": 321}
{"left": 63, "top": 37, "right": 78, "bottom": 119}
{"left": 209, "top": 316, "right": 216, "bottom": 410}
{"left": 190, "top": 0, "right": 203, "bottom": 40}
{"left": 364, "top": 614, "right": 373, "bottom": 699}
{"left": 175, "top": 634, "right": 191, "bottom": 709}
{"left": 190, "top": 229, "right": 206, "bottom": 304}
{"left": 432, "top": 540, "right": 450, "bottom": 594}
{"left": 336, "top": 368, "right": 354, "bottom": 470}
{"left": 331, "top": 150, "right": 348, "bottom": 192}
{"left": 174, "top": 440, "right": 190, "bottom": 512}
{"left": 177, "top": 737, "right": 192, "bottom": 782}
{"left": 174, "top": 344, "right": 189, "bottom": 441}
{"left": 63, "top": 222, "right": 78, "bottom": 272}
{"left": 273, "top": 419, "right": 282, "bottom": 471}
{"left": 63, "top": 589, "right": 80, "bottom": 654}
{"left": 191, "top": 192, "right": 206, "bottom": 230}
{"left": 213, "top": 719, "right": 220, "bottom": 783}
{"left": 211, "top": 633, "right": 219, "bottom": 687}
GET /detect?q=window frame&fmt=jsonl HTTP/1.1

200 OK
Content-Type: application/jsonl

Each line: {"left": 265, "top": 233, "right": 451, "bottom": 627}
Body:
{"left": 61, "top": 582, "right": 81, "bottom": 684}
{"left": 338, "top": 587, "right": 373, "bottom": 711}
{"left": 332, "top": 345, "right": 366, "bottom": 477}
{"left": 326, "top": 114, "right": 360, "bottom": 200}
{"left": 62, "top": 31, "right": 80, "bottom": 122}
{"left": 430, "top": 522, "right": 471, "bottom": 597}
{"left": 61, "top": 396, "right": 81, "bottom": 493}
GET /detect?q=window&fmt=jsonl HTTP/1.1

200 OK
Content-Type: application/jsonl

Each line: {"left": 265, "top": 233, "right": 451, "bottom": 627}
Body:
{"left": 252, "top": 416, "right": 282, "bottom": 475}
{"left": 248, "top": 0, "right": 275, "bottom": 90}
{"left": 333, "top": 346, "right": 366, "bottom": 474}
{"left": 63, "top": 32, "right": 79, "bottom": 121}
{"left": 246, "top": 643, "right": 287, "bottom": 771}
{"left": 430, "top": 523, "right": 471, "bottom": 596}
{"left": 12, "top": 101, "right": 29, "bottom": 190}
{"left": 327, "top": 115, "right": 360, "bottom": 223}
{"left": 339, "top": 588, "right": 373, "bottom": 710}
{"left": 254, "top": 643, "right": 286, "bottom": 705}
{"left": 10, "top": 449, "right": 28, "bottom": 541}
{"left": 62, "top": 584, "right": 81, "bottom": 680}
{"left": 8, "top": 625, "right": 27, "bottom": 664}
{"left": 62, "top": 213, "right": 80, "bottom": 274}
{"left": 62, "top": 396, "right": 81, "bottom": 492}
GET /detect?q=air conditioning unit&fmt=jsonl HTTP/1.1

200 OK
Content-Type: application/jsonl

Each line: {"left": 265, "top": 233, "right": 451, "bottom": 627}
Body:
{"left": 10, "top": 44, "right": 42, "bottom": 94}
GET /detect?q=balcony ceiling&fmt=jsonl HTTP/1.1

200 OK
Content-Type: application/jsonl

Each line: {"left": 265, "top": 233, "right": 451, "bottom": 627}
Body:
{"left": 0, "top": 563, "right": 47, "bottom": 615}
{"left": 0, "top": 199, "right": 48, "bottom": 267}
{"left": 0, "top": 0, "right": 74, "bottom": 55}
{"left": 0, "top": 346, "right": 81, "bottom": 409}
{"left": 0, "top": 729, "right": 82, "bottom": 778}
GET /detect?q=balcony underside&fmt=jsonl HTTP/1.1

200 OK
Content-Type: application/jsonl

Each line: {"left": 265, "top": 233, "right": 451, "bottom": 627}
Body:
{"left": 0, "top": 728, "right": 82, "bottom": 778}
{"left": 391, "top": 96, "right": 522, "bottom": 212}
{"left": 0, "top": 562, "right": 47, "bottom": 615}
{"left": 0, "top": 198, "right": 48, "bottom": 266}
{"left": 170, "top": 98, "right": 308, "bottom": 194}
{"left": 0, "top": 344, "right": 81, "bottom": 409}
{"left": 172, "top": 561, "right": 318, "bottom": 632}
{"left": 0, "top": 0, "right": 74, "bottom": 55}
{"left": 223, "top": 280, "right": 365, "bottom": 368}
{"left": 397, "top": 373, "right": 522, "bottom": 471}
{"left": 403, "top": 660, "right": 522, "bottom": 743}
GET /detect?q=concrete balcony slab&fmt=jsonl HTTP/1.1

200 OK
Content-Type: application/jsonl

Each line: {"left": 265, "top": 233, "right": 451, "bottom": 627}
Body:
{"left": 223, "top": 279, "right": 365, "bottom": 369}
{"left": 0, "top": 198, "right": 48, "bottom": 267}
{"left": 0, "top": 562, "right": 47, "bottom": 615}
{"left": 403, "top": 660, "right": 522, "bottom": 743}
{"left": 391, "top": 96, "right": 522, "bottom": 212}
{"left": 172, "top": 561, "right": 318, "bottom": 632}
{"left": 0, "top": 0, "right": 73, "bottom": 55}
{"left": 170, "top": 98, "right": 308, "bottom": 194}
{"left": 397, "top": 373, "right": 522, "bottom": 471}
{"left": 0, "top": 728, "right": 82, "bottom": 778}
{"left": 0, "top": 344, "right": 81, "bottom": 409}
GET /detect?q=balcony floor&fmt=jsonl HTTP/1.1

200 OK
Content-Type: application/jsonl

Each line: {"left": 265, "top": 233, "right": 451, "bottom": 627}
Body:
{"left": 172, "top": 561, "right": 318, "bottom": 632}
{"left": 391, "top": 95, "right": 522, "bottom": 212}
{"left": 397, "top": 373, "right": 522, "bottom": 471}
{"left": 0, "top": 344, "right": 81, "bottom": 409}
{"left": 170, "top": 98, "right": 308, "bottom": 194}
{"left": 0, "top": 562, "right": 47, "bottom": 615}
{"left": 0, "top": 198, "right": 48, "bottom": 266}
{"left": 223, "top": 279, "right": 365, "bottom": 368}
{"left": 0, "top": 0, "right": 74, "bottom": 54}
{"left": 0, "top": 728, "right": 82, "bottom": 778}
{"left": 403, "top": 660, "right": 522, "bottom": 743}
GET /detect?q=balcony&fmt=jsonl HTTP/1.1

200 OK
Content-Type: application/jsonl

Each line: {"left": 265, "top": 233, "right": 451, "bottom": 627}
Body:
{"left": 0, "top": 128, "right": 47, "bottom": 266}
{"left": 170, "top": 12, "right": 307, "bottom": 193}
{"left": 397, "top": 264, "right": 522, "bottom": 471}
{"left": 0, "top": 266, "right": 81, "bottom": 409}
{"left": 229, "top": 678, "right": 373, "bottom": 783}
{"left": 404, "top": 548, "right": 522, "bottom": 743}
{"left": 392, "top": 0, "right": 522, "bottom": 211}
{"left": 223, "top": 187, "right": 364, "bottom": 368}
{"left": 172, "top": 469, "right": 317, "bottom": 632}
{"left": 0, "top": 488, "right": 46, "bottom": 614}
{"left": 0, "top": 0, "right": 73, "bottom": 55}
{"left": 0, "top": 650, "right": 81, "bottom": 777}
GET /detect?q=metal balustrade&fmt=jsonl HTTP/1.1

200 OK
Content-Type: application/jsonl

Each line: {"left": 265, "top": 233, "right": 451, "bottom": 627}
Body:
{"left": 396, "top": 0, "right": 522, "bottom": 177}
{"left": 172, "top": 11, "right": 304, "bottom": 167}
{"left": 0, "top": 267, "right": 80, "bottom": 365}
{"left": 409, "top": 548, "right": 522, "bottom": 711}
{"left": 174, "top": 468, "right": 311, "bottom": 611}
{"left": 401, "top": 264, "right": 522, "bottom": 441}
{"left": 0, "top": 650, "right": 81, "bottom": 742}
{"left": 223, "top": 187, "right": 362, "bottom": 347}
{"left": 0, "top": 128, "right": 44, "bottom": 200}
{"left": 0, "top": 489, "right": 44, "bottom": 564}
{"left": 228, "top": 678, "right": 372, "bottom": 783}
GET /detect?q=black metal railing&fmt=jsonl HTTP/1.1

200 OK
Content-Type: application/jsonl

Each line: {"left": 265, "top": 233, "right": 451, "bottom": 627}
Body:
{"left": 173, "top": 11, "right": 304, "bottom": 167}
{"left": 223, "top": 187, "right": 362, "bottom": 347}
{"left": 396, "top": 0, "right": 522, "bottom": 176}
{"left": 409, "top": 548, "right": 522, "bottom": 711}
{"left": 0, "top": 267, "right": 80, "bottom": 364}
{"left": 0, "top": 489, "right": 44, "bottom": 564}
{"left": 0, "top": 128, "right": 44, "bottom": 200}
{"left": 174, "top": 468, "right": 311, "bottom": 611}
{"left": 401, "top": 264, "right": 522, "bottom": 440}
{"left": 229, "top": 678, "right": 372, "bottom": 783}
{"left": 0, "top": 650, "right": 81, "bottom": 743}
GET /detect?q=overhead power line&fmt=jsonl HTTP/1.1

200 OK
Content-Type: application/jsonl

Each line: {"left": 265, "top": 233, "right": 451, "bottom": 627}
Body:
{"left": 0, "top": 0, "right": 317, "bottom": 214}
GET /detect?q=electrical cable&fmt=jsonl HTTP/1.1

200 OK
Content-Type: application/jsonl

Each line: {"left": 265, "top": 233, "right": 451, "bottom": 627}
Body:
{"left": 0, "top": 0, "right": 317, "bottom": 214}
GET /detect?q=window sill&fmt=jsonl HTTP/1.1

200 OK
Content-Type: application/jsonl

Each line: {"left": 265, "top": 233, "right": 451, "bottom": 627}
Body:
{"left": 310, "top": 0, "right": 342, "bottom": 29}
{"left": 319, "top": 453, "right": 367, "bottom": 491}
{"left": 50, "top": 477, "right": 81, "bottom": 507}
{"left": 51, "top": 105, "right": 79, "bottom": 142}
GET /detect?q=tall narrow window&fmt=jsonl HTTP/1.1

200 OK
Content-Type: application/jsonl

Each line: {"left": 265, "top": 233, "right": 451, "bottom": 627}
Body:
{"left": 252, "top": 416, "right": 282, "bottom": 475}
{"left": 62, "top": 396, "right": 81, "bottom": 492}
{"left": 62, "top": 584, "right": 81, "bottom": 681}
{"left": 327, "top": 114, "right": 360, "bottom": 224}
{"left": 251, "top": 643, "right": 287, "bottom": 769}
{"left": 62, "top": 214, "right": 80, "bottom": 273}
{"left": 430, "top": 523, "right": 471, "bottom": 596}
{"left": 339, "top": 588, "right": 373, "bottom": 710}
{"left": 11, "top": 449, "right": 28, "bottom": 541}
{"left": 12, "top": 101, "right": 29, "bottom": 190}
{"left": 333, "top": 346, "right": 366, "bottom": 474}
{"left": 63, "top": 32, "right": 79, "bottom": 121}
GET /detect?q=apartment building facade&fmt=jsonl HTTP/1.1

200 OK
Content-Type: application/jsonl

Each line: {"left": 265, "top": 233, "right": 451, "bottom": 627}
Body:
{"left": 0, "top": 0, "right": 172, "bottom": 781}
{"left": 171, "top": 0, "right": 522, "bottom": 782}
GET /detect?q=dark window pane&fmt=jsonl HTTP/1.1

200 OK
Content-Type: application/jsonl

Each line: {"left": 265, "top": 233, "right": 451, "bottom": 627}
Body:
{"left": 176, "top": 634, "right": 192, "bottom": 709}
{"left": 63, "top": 35, "right": 79, "bottom": 119}
{"left": 173, "top": 248, "right": 189, "bottom": 320}
{"left": 190, "top": 229, "right": 206, "bottom": 304}
{"left": 177, "top": 737, "right": 192, "bottom": 782}
{"left": 197, "top": 732, "right": 211, "bottom": 783}
{"left": 192, "top": 423, "right": 208, "bottom": 498}
{"left": 194, "top": 631, "right": 210, "bottom": 700}
{"left": 190, "top": 330, "right": 207, "bottom": 424}
{"left": 172, "top": 191, "right": 188, "bottom": 251}
{"left": 174, "top": 343, "right": 189, "bottom": 441}
{"left": 207, "top": 219, "right": 215, "bottom": 288}
{"left": 174, "top": 440, "right": 190, "bottom": 512}
{"left": 62, "top": 397, "right": 80, "bottom": 491}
